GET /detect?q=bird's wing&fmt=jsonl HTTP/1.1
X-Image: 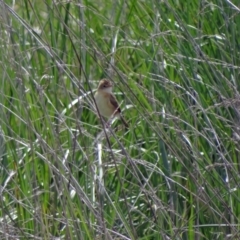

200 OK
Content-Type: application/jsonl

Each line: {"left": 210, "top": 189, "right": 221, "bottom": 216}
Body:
{"left": 109, "top": 94, "right": 121, "bottom": 113}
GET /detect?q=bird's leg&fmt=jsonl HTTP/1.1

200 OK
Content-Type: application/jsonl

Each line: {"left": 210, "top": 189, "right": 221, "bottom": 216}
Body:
{"left": 105, "top": 121, "right": 110, "bottom": 128}
{"left": 105, "top": 116, "right": 115, "bottom": 128}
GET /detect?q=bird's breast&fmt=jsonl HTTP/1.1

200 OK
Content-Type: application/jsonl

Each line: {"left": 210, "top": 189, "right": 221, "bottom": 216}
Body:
{"left": 94, "top": 92, "right": 115, "bottom": 118}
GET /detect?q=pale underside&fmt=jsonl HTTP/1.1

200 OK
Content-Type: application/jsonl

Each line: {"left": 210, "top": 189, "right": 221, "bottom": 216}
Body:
{"left": 94, "top": 91, "right": 120, "bottom": 118}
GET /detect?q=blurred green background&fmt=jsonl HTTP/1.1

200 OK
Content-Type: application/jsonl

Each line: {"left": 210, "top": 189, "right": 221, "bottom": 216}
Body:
{"left": 0, "top": 0, "right": 240, "bottom": 239}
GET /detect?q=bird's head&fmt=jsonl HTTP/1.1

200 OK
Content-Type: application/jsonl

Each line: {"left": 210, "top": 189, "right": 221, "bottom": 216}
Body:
{"left": 97, "top": 79, "right": 113, "bottom": 93}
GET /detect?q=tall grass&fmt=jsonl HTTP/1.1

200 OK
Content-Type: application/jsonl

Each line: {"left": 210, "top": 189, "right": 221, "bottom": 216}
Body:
{"left": 0, "top": 0, "right": 240, "bottom": 239}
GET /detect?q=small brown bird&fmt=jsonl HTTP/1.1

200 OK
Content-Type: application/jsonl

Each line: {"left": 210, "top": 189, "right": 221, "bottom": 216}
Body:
{"left": 94, "top": 79, "right": 128, "bottom": 128}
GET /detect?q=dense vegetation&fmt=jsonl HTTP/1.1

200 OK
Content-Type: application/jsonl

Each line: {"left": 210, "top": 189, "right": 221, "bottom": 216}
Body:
{"left": 0, "top": 0, "right": 240, "bottom": 239}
